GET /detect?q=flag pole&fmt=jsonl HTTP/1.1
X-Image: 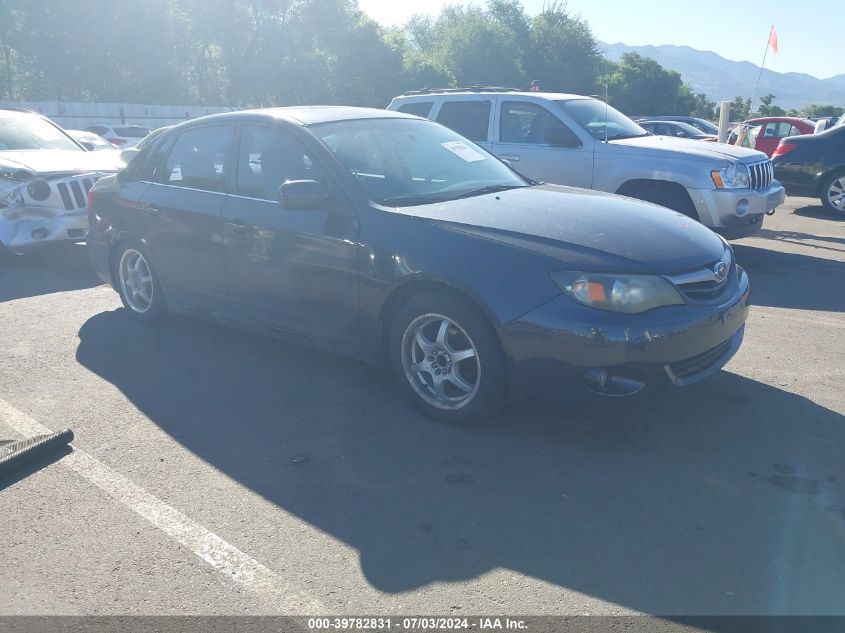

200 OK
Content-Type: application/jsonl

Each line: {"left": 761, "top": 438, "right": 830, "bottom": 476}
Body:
{"left": 749, "top": 26, "right": 773, "bottom": 116}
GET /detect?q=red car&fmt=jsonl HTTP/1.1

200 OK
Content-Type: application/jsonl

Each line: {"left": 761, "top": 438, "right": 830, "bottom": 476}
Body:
{"left": 728, "top": 117, "right": 816, "bottom": 157}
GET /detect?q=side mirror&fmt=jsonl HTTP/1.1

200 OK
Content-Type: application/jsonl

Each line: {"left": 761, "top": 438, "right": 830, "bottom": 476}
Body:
{"left": 279, "top": 180, "right": 330, "bottom": 209}
{"left": 544, "top": 126, "right": 582, "bottom": 148}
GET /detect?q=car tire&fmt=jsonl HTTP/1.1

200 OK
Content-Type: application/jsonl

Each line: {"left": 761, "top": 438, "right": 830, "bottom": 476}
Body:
{"left": 388, "top": 291, "right": 506, "bottom": 424}
{"left": 113, "top": 241, "right": 167, "bottom": 323}
{"left": 820, "top": 170, "right": 845, "bottom": 213}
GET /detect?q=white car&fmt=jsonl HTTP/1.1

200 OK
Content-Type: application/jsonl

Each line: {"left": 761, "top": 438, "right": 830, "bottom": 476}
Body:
{"left": 66, "top": 130, "right": 118, "bottom": 151}
{"left": 84, "top": 124, "right": 150, "bottom": 148}
{"left": 388, "top": 89, "right": 785, "bottom": 238}
{"left": 1, "top": 108, "right": 123, "bottom": 253}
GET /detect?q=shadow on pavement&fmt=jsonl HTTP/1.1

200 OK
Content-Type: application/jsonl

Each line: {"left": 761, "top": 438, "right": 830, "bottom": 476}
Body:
{"left": 76, "top": 309, "right": 845, "bottom": 614}
{"left": 732, "top": 244, "right": 845, "bottom": 312}
{"left": 792, "top": 205, "right": 843, "bottom": 221}
{"left": 0, "top": 243, "right": 102, "bottom": 303}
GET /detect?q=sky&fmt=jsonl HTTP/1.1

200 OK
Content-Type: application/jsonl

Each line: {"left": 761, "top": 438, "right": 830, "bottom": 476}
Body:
{"left": 357, "top": 0, "right": 844, "bottom": 80}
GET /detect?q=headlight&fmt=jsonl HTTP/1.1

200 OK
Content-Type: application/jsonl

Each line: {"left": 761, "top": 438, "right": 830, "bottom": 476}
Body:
{"left": 711, "top": 162, "right": 750, "bottom": 189}
{"left": 552, "top": 272, "right": 685, "bottom": 314}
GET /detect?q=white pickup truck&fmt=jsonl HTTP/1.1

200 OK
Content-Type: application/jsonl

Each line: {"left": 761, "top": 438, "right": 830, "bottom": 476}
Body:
{"left": 387, "top": 89, "right": 785, "bottom": 238}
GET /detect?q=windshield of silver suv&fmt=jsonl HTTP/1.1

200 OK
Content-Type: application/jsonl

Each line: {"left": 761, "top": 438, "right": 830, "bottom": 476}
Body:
{"left": 555, "top": 98, "right": 648, "bottom": 141}
{"left": 0, "top": 112, "right": 82, "bottom": 151}
{"left": 312, "top": 117, "right": 527, "bottom": 206}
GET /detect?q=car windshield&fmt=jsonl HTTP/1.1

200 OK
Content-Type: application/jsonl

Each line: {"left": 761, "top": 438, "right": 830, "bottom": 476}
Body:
{"left": 0, "top": 113, "right": 83, "bottom": 151}
{"left": 555, "top": 98, "right": 647, "bottom": 141}
{"left": 691, "top": 119, "right": 719, "bottom": 134}
{"left": 311, "top": 117, "right": 527, "bottom": 206}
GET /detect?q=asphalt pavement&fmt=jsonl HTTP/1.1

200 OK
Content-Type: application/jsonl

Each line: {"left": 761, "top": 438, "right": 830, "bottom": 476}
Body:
{"left": 1, "top": 197, "right": 843, "bottom": 616}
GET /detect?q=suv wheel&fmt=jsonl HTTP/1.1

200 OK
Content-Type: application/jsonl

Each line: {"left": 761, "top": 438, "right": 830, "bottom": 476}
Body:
{"left": 388, "top": 291, "right": 506, "bottom": 424}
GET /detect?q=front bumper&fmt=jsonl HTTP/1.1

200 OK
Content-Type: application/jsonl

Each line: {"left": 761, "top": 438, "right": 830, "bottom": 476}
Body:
{"left": 689, "top": 181, "right": 785, "bottom": 239}
{"left": 0, "top": 208, "right": 88, "bottom": 252}
{"left": 501, "top": 267, "right": 750, "bottom": 396}
{"left": 0, "top": 172, "right": 106, "bottom": 252}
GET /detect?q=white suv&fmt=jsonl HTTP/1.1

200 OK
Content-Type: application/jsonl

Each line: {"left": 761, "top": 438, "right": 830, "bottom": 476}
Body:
{"left": 387, "top": 89, "right": 785, "bottom": 238}
{"left": 84, "top": 124, "right": 151, "bottom": 148}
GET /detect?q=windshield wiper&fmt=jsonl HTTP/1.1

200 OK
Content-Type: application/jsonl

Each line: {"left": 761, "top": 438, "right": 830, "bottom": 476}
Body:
{"left": 379, "top": 193, "right": 449, "bottom": 207}
{"left": 605, "top": 132, "right": 651, "bottom": 141}
{"left": 449, "top": 184, "right": 525, "bottom": 200}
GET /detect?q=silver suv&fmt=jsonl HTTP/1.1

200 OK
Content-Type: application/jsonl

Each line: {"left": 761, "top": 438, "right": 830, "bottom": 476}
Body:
{"left": 387, "top": 89, "right": 785, "bottom": 238}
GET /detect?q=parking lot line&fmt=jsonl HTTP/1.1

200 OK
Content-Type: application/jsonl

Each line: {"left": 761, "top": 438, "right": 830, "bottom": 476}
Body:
{"left": 0, "top": 397, "right": 325, "bottom": 613}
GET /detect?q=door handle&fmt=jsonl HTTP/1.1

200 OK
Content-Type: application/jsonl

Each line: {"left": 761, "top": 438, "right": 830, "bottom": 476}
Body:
{"left": 499, "top": 155, "right": 520, "bottom": 161}
{"left": 226, "top": 219, "right": 249, "bottom": 235}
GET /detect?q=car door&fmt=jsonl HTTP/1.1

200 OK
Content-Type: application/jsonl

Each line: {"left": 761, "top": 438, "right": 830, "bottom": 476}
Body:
{"left": 138, "top": 124, "right": 233, "bottom": 313}
{"left": 220, "top": 124, "right": 359, "bottom": 346}
{"left": 491, "top": 99, "right": 593, "bottom": 188}
{"left": 758, "top": 121, "right": 791, "bottom": 157}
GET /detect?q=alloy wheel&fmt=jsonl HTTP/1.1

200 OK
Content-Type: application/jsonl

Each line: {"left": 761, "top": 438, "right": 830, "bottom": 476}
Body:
{"left": 118, "top": 248, "right": 154, "bottom": 314}
{"left": 827, "top": 176, "right": 845, "bottom": 211}
{"left": 401, "top": 314, "right": 480, "bottom": 410}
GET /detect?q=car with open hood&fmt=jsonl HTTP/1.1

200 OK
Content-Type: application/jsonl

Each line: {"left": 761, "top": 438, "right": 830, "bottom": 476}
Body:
{"left": 0, "top": 108, "right": 124, "bottom": 253}
{"left": 86, "top": 107, "right": 750, "bottom": 423}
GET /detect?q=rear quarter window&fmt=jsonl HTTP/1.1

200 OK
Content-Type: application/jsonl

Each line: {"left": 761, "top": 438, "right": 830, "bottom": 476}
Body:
{"left": 435, "top": 100, "right": 491, "bottom": 142}
{"left": 396, "top": 101, "right": 434, "bottom": 118}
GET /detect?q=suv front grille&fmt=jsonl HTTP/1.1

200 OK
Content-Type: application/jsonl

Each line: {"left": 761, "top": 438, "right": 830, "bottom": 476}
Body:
{"left": 55, "top": 176, "right": 97, "bottom": 211}
{"left": 748, "top": 160, "right": 773, "bottom": 190}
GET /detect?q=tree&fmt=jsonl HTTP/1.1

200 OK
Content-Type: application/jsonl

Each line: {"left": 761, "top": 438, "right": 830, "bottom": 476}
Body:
{"left": 758, "top": 94, "right": 785, "bottom": 117}
{"left": 801, "top": 103, "right": 844, "bottom": 118}
{"left": 604, "top": 53, "right": 694, "bottom": 116}
{"left": 523, "top": 1, "right": 602, "bottom": 94}
{"left": 730, "top": 96, "right": 752, "bottom": 121}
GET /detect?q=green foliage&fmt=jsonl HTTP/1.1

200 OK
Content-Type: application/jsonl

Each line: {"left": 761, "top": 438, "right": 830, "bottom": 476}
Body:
{"left": 730, "top": 96, "right": 752, "bottom": 121}
{"left": 0, "top": 0, "right": 759, "bottom": 122}
{"left": 758, "top": 94, "right": 785, "bottom": 117}
{"left": 801, "top": 103, "right": 844, "bottom": 118}
{"left": 604, "top": 53, "right": 696, "bottom": 116}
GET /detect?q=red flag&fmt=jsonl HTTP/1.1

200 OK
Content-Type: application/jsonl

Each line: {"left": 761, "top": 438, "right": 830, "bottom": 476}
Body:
{"left": 768, "top": 26, "right": 778, "bottom": 55}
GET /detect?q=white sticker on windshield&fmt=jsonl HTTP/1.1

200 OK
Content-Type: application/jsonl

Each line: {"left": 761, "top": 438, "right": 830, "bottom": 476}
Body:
{"left": 440, "top": 141, "right": 487, "bottom": 163}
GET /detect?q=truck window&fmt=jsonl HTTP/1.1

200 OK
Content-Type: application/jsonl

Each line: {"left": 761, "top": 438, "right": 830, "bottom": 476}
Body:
{"left": 435, "top": 100, "right": 491, "bottom": 142}
{"left": 397, "top": 101, "right": 434, "bottom": 118}
{"left": 500, "top": 101, "right": 575, "bottom": 145}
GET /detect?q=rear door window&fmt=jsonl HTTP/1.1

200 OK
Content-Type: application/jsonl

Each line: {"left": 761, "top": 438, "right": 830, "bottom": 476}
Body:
{"left": 435, "top": 100, "right": 491, "bottom": 142}
{"left": 158, "top": 125, "right": 233, "bottom": 193}
{"left": 397, "top": 101, "right": 434, "bottom": 118}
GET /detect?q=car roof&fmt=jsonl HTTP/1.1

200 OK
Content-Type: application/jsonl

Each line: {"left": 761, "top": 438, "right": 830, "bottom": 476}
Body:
{"left": 394, "top": 91, "right": 589, "bottom": 101}
{"left": 745, "top": 116, "right": 813, "bottom": 125}
{"left": 173, "top": 106, "right": 419, "bottom": 128}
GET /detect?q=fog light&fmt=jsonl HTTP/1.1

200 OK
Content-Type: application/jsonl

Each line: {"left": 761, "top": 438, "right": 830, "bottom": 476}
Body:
{"left": 735, "top": 199, "right": 749, "bottom": 216}
{"left": 31, "top": 228, "right": 49, "bottom": 241}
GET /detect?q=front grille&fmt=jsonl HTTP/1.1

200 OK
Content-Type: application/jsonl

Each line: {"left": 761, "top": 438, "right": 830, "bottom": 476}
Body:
{"left": 667, "top": 337, "right": 732, "bottom": 380}
{"left": 665, "top": 248, "right": 734, "bottom": 303}
{"left": 748, "top": 160, "right": 773, "bottom": 190}
{"left": 55, "top": 176, "right": 97, "bottom": 211}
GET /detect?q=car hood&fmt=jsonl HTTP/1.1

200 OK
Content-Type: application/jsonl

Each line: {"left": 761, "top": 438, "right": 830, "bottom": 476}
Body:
{"left": 0, "top": 149, "right": 123, "bottom": 176}
{"left": 399, "top": 185, "right": 726, "bottom": 274}
{"left": 608, "top": 135, "right": 767, "bottom": 164}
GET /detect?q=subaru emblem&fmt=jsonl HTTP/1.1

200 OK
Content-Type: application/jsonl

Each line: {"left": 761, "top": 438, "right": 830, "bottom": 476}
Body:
{"left": 714, "top": 261, "right": 729, "bottom": 282}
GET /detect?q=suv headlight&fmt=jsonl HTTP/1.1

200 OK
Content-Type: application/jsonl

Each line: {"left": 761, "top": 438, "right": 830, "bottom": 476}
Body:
{"left": 711, "top": 162, "right": 750, "bottom": 189}
{"left": 552, "top": 272, "right": 685, "bottom": 314}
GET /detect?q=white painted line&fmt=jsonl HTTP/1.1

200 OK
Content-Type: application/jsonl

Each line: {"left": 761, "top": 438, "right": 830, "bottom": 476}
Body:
{"left": 0, "top": 397, "right": 324, "bottom": 613}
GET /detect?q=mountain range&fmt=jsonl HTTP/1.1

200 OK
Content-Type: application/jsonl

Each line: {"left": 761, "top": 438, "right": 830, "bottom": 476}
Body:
{"left": 602, "top": 43, "right": 845, "bottom": 110}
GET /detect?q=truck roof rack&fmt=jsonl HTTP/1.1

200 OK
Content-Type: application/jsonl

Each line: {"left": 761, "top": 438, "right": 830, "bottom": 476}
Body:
{"left": 401, "top": 85, "right": 522, "bottom": 96}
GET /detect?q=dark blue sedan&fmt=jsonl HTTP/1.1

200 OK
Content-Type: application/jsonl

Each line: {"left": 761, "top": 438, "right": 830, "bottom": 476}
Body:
{"left": 87, "top": 107, "right": 749, "bottom": 423}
